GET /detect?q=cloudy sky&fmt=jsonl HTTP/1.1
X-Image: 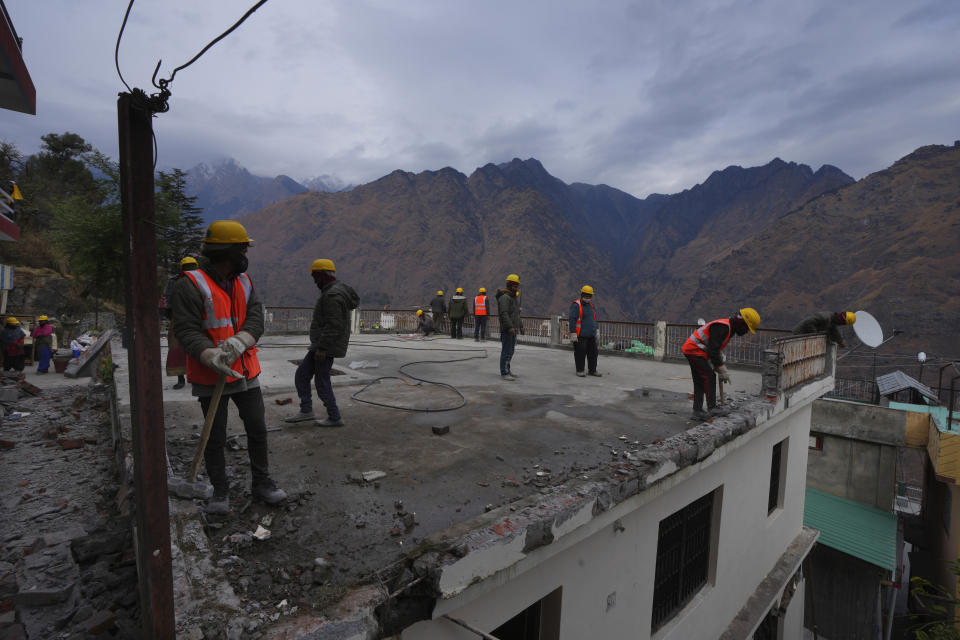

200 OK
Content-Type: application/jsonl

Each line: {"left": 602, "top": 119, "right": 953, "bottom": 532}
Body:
{"left": 3, "top": 0, "right": 959, "bottom": 197}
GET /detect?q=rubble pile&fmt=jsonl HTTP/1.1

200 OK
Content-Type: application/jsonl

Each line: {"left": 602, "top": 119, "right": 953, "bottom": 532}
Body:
{"left": 0, "top": 377, "right": 139, "bottom": 639}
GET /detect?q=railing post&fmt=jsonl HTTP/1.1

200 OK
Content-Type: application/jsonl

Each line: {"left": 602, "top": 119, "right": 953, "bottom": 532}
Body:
{"left": 762, "top": 348, "right": 783, "bottom": 399}
{"left": 551, "top": 316, "right": 562, "bottom": 346}
{"left": 654, "top": 320, "right": 667, "bottom": 361}
{"left": 351, "top": 308, "right": 360, "bottom": 333}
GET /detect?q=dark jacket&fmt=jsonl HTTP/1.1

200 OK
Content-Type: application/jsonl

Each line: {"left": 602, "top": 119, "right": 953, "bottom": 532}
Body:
{"left": 568, "top": 299, "right": 598, "bottom": 338}
{"left": 793, "top": 312, "right": 844, "bottom": 345}
{"left": 430, "top": 295, "right": 447, "bottom": 315}
{"left": 496, "top": 289, "right": 521, "bottom": 331}
{"left": 1, "top": 327, "right": 25, "bottom": 356}
{"left": 171, "top": 258, "right": 265, "bottom": 396}
{"left": 310, "top": 279, "right": 360, "bottom": 358}
{"left": 418, "top": 313, "right": 435, "bottom": 333}
{"left": 448, "top": 295, "right": 468, "bottom": 320}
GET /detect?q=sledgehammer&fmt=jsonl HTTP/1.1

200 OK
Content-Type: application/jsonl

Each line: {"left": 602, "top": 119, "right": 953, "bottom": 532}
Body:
{"left": 166, "top": 450, "right": 213, "bottom": 500}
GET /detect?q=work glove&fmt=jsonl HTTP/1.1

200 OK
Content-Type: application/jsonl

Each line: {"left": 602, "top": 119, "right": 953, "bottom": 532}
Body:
{"left": 220, "top": 331, "right": 256, "bottom": 363}
{"left": 715, "top": 364, "right": 731, "bottom": 384}
{"left": 569, "top": 334, "right": 578, "bottom": 343}
{"left": 200, "top": 347, "right": 242, "bottom": 378}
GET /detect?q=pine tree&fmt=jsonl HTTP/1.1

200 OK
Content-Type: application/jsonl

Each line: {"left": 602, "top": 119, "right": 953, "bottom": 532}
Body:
{"left": 156, "top": 168, "right": 205, "bottom": 275}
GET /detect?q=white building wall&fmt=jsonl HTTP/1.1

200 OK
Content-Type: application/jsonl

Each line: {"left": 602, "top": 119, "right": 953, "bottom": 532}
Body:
{"left": 402, "top": 403, "right": 814, "bottom": 640}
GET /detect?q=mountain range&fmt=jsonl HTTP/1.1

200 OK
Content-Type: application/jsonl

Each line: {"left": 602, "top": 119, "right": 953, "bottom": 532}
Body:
{"left": 183, "top": 159, "right": 352, "bottom": 224}
{"left": 223, "top": 143, "right": 959, "bottom": 359}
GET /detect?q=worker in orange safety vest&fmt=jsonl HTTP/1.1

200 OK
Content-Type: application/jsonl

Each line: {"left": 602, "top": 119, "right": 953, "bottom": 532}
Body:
{"left": 681, "top": 307, "right": 760, "bottom": 422}
{"left": 171, "top": 220, "right": 287, "bottom": 515}
{"left": 568, "top": 285, "right": 601, "bottom": 377}
{"left": 473, "top": 287, "right": 490, "bottom": 341}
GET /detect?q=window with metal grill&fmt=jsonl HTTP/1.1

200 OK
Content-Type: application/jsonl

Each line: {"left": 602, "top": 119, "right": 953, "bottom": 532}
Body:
{"left": 651, "top": 490, "right": 716, "bottom": 632}
{"left": 768, "top": 440, "right": 785, "bottom": 514}
{"left": 752, "top": 608, "right": 779, "bottom": 640}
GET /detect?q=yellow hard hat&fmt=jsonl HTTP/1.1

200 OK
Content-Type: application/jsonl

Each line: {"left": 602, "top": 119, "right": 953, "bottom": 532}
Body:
{"left": 5, "top": 317, "right": 18, "bottom": 325}
{"left": 437, "top": 290, "right": 444, "bottom": 296}
{"left": 845, "top": 311, "right": 857, "bottom": 325}
{"left": 456, "top": 287, "right": 464, "bottom": 293}
{"left": 738, "top": 307, "right": 761, "bottom": 334}
{"left": 479, "top": 287, "right": 486, "bottom": 293}
{"left": 179, "top": 256, "right": 198, "bottom": 268}
{"left": 204, "top": 220, "right": 253, "bottom": 244}
{"left": 506, "top": 274, "right": 520, "bottom": 284}
{"left": 581, "top": 285, "right": 594, "bottom": 295}
{"left": 311, "top": 258, "right": 336, "bottom": 273}
{"left": 38, "top": 315, "right": 49, "bottom": 321}
{"left": 416, "top": 309, "right": 423, "bottom": 316}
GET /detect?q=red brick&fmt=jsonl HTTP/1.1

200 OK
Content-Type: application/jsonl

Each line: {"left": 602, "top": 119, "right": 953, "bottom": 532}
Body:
{"left": 58, "top": 438, "right": 84, "bottom": 450}
{"left": 0, "top": 439, "right": 15, "bottom": 450}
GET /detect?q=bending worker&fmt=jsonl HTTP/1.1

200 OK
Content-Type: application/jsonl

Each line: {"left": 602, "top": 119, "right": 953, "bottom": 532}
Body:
{"left": 793, "top": 311, "right": 856, "bottom": 348}
{"left": 569, "top": 285, "right": 601, "bottom": 377}
{"left": 416, "top": 309, "right": 435, "bottom": 336}
{"left": 681, "top": 307, "right": 760, "bottom": 421}
{"left": 473, "top": 287, "right": 489, "bottom": 342}
{"left": 172, "top": 220, "right": 287, "bottom": 514}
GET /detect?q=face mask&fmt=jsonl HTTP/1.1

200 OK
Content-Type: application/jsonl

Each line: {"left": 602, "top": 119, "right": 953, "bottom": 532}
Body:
{"left": 228, "top": 248, "right": 248, "bottom": 274}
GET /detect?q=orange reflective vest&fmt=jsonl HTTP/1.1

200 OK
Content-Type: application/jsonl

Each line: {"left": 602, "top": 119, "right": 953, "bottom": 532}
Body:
{"left": 682, "top": 318, "right": 732, "bottom": 359}
{"left": 572, "top": 299, "right": 597, "bottom": 336}
{"left": 474, "top": 295, "right": 488, "bottom": 316}
{"left": 184, "top": 270, "right": 261, "bottom": 385}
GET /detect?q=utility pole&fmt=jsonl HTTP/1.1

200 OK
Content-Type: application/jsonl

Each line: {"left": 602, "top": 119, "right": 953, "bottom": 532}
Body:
{"left": 117, "top": 91, "right": 175, "bottom": 639}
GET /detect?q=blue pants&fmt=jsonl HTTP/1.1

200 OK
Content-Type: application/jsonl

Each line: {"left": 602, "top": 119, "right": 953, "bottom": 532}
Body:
{"left": 474, "top": 317, "right": 487, "bottom": 339}
{"left": 37, "top": 345, "right": 51, "bottom": 372}
{"left": 500, "top": 333, "right": 516, "bottom": 375}
{"left": 294, "top": 351, "right": 341, "bottom": 420}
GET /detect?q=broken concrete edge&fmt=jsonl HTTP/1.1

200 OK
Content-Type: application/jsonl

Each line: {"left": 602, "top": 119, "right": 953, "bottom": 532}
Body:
{"left": 355, "top": 376, "right": 837, "bottom": 636}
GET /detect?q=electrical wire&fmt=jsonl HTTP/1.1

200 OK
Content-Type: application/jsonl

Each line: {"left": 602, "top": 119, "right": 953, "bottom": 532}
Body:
{"left": 151, "top": 0, "right": 270, "bottom": 94}
{"left": 114, "top": 0, "right": 135, "bottom": 92}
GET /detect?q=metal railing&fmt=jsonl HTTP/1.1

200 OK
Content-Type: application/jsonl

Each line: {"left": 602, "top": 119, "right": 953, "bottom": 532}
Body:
{"left": 559, "top": 318, "right": 657, "bottom": 358}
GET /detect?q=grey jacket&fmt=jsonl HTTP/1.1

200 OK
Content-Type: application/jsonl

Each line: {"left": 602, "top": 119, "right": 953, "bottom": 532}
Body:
{"left": 171, "top": 259, "right": 265, "bottom": 396}
{"left": 430, "top": 295, "right": 447, "bottom": 315}
{"left": 310, "top": 279, "right": 360, "bottom": 358}
{"left": 448, "top": 295, "right": 468, "bottom": 320}
{"left": 496, "top": 289, "right": 521, "bottom": 331}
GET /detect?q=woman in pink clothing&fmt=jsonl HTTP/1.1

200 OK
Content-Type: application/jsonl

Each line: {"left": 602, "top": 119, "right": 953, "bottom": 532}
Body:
{"left": 31, "top": 315, "right": 54, "bottom": 374}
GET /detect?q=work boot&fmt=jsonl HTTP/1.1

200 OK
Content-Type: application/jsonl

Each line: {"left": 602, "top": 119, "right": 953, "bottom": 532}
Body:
{"left": 588, "top": 371, "right": 602, "bottom": 377}
{"left": 576, "top": 371, "right": 586, "bottom": 377}
{"left": 474, "top": 337, "right": 479, "bottom": 342}
{"left": 315, "top": 417, "right": 345, "bottom": 427}
{"left": 284, "top": 411, "right": 315, "bottom": 423}
{"left": 252, "top": 479, "right": 287, "bottom": 505}
{"left": 690, "top": 409, "right": 711, "bottom": 422}
{"left": 205, "top": 493, "right": 230, "bottom": 515}
{"left": 501, "top": 373, "right": 517, "bottom": 382}
{"left": 172, "top": 381, "right": 185, "bottom": 390}
{"left": 709, "top": 406, "right": 731, "bottom": 417}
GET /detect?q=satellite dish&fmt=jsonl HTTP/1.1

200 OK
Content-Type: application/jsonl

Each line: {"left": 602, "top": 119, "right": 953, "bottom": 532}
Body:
{"left": 852, "top": 310, "right": 883, "bottom": 348}
{"left": 918, "top": 351, "right": 927, "bottom": 363}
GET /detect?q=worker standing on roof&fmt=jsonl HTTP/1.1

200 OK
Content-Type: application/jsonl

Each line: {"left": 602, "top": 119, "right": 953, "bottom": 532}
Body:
{"left": 681, "top": 308, "right": 760, "bottom": 421}
{"left": 792, "top": 311, "right": 856, "bottom": 348}
{"left": 569, "top": 286, "right": 602, "bottom": 378}
{"left": 172, "top": 220, "right": 287, "bottom": 514}
{"left": 416, "top": 309, "right": 434, "bottom": 336}
{"left": 1, "top": 317, "right": 26, "bottom": 372}
{"left": 31, "top": 315, "right": 54, "bottom": 374}
{"left": 430, "top": 290, "right": 447, "bottom": 334}
{"left": 497, "top": 274, "right": 523, "bottom": 381}
{"left": 473, "top": 287, "right": 490, "bottom": 342}
{"left": 301, "top": 259, "right": 359, "bottom": 427}
{"left": 163, "top": 256, "right": 198, "bottom": 390}
{"left": 448, "top": 287, "right": 468, "bottom": 339}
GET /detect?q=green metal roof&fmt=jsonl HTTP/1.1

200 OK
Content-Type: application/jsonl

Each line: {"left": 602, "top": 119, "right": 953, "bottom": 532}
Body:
{"left": 804, "top": 487, "right": 897, "bottom": 571}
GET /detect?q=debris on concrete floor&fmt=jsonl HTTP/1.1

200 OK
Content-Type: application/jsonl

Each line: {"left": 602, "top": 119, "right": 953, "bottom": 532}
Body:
{"left": 0, "top": 383, "right": 139, "bottom": 639}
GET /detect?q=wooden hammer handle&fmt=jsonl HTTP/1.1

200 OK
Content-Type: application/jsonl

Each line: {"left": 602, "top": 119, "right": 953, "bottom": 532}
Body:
{"left": 188, "top": 373, "right": 227, "bottom": 482}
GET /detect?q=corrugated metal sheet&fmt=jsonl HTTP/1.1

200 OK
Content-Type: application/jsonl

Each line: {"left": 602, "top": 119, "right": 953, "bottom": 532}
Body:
{"left": 876, "top": 371, "right": 939, "bottom": 402}
{"left": 804, "top": 487, "right": 897, "bottom": 571}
